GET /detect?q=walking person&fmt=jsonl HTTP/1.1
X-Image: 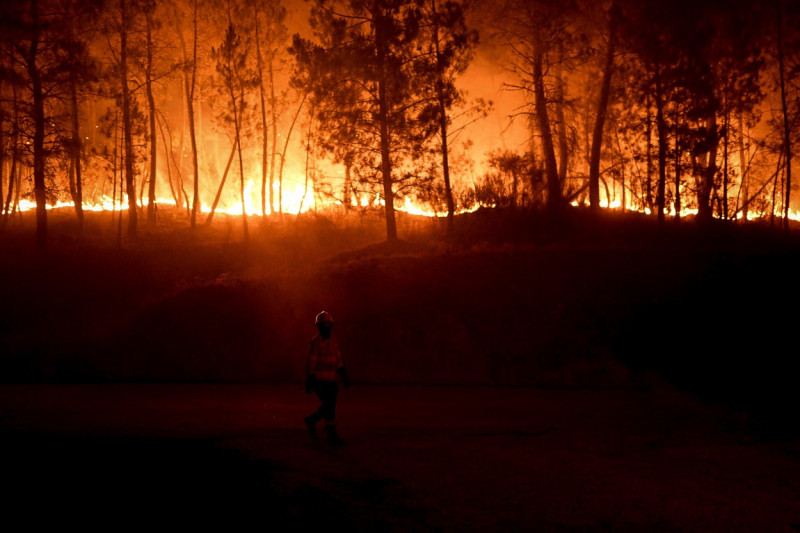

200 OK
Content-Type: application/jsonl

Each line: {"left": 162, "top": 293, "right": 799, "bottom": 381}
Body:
{"left": 304, "top": 310, "right": 350, "bottom": 446}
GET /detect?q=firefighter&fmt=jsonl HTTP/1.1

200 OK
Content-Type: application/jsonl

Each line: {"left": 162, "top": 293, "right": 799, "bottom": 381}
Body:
{"left": 304, "top": 310, "right": 350, "bottom": 446}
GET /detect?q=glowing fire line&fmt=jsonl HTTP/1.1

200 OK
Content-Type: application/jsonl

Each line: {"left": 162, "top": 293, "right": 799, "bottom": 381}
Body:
{"left": 571, "top": 199, "right": 800, "bottom": 222}
{"left": 8, "top": 179, "right": 799, "bottom": 222}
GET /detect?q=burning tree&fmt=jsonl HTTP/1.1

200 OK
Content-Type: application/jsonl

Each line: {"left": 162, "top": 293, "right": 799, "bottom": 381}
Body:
{"left": 496, "top": 0, "right": 580, "bottom": 213}
{"left": 413, "top": 0, "right": 478, "bottom": 236}
{"left": 212, "top": 19, "right": 258, "bottom": 241}
{"left": 246, "top": 0, "right": 289, "bottom": 217}
{"left": 0, "top": 0, "right": 100, "bottom": 248}
{"left": 291, "top": 0, "right": 433, "bottom": 243}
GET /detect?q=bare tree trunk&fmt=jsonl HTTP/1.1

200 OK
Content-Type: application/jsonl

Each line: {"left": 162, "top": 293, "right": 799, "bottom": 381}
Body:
{"left": 255, "top": 7, "right": 269, "bottom": 217}
{"left": 28, "top": 0, "right": 48, "bottom": 250}
{"left": 278, "top": 93, "right": 307, "bottom": 216}
{"left": 777, "top": 3, "right": 792, "bottom": 228}
{"left": 188, "top": 1, "right": 200, "bottom": 228}
{"left": 696, "top": 114, "right": 717, "bottom": 223}
{"left": 300, "top": 111, "right": 313, "bottom": 214}
{"left": 722, "top": 101, "right": 729, "bottom": 220}
{"left": 674, "top": 103, "right": 681, "bottom": 220}
{"left": 120, "top": 0, "right": 138, "bottom": 238}
{"left": 589, "top": 2, "right": 618, "bottom": 211}
{"left": 431, "top": 0, "right": 456, "bottom": 236}
{"left": 772, "top": 155, "right": 781, "bottom": 226}
{"left": 206, "top": 143, "right": 236, "bottom": 225}
{"left": 269, "top": 53, "right": 278, "bottom": 215}
{"left": 0, "top": 82, "right": 5, "bottom": 220}
{"left": 343, "top": 154, "right": 353, "bottom": 210}
{"left": 12, "top": 166, "right": 22, "bottom": 217}
{"left": 2, "top": 84, "right": 18, "bottom": 228}
{"left": 227, "top": 75, "right": 249, "bottom": 240}
{"left": 146, "top": 8, "right": 158, "bottom": 224}
{"left": 555, "top": 44, "right": 568, "bottom": 191}
{"left": 376, "top": 7, "right": 398, "bottom": 241}
{"left": 738, "top": 111, "right": 749, "bottom": 221}
{"left": 175, "top": 3, "right": 200, "bottom": 227}
{"left": 655, "top": 77, "right": 667, "bottom": 225}
{"left": 157, "top": 113, "right": 180, "bottom": 206}
{"left": 118, "top": 139, "right": 124, "bottom": 245}
{"left": 612, "top": 119, "right": 625, "bottom": 211}
{"left": 69, "top": 76, "right": 85, "bottom": 232}
{"left": 532, "top": 28, "right": 562, "bottom": 211}
{"left": 646, "top": 93, "right": 653, "bottom": 211}
{"left": 112, "top": 111, "right": 118, "bottom": 227}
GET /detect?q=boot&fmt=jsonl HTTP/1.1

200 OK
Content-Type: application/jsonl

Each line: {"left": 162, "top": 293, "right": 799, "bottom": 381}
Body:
{"left": 304, "top": 414, "right": 320, "bottom": 437}
{"left": 325, "top": 424, "right": 343, "bottom": 446}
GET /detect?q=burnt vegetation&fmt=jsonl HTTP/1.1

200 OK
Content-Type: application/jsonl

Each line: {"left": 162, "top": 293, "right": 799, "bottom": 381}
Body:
{"left": 1, "top": 0, "right": 800, "bottom": 430}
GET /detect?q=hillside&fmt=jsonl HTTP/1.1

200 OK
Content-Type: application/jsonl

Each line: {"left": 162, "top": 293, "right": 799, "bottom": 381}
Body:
{"left": 2, "top": 207, "right": 799, "bottom": 430}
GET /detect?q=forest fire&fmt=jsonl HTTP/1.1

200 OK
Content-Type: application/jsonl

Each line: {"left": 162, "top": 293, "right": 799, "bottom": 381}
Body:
{"left": 3, "top": 2, "right": 800, "bottom": 530}
{"left": 0, "top": 0, "right": 798, "bottom": 246}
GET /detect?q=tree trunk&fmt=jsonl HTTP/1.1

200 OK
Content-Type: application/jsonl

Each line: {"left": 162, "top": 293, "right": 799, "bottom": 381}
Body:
{"left": 722, "top": 102, "right": 729, "bottom": 220}
{"left": 112, "top": 111, "right": 119, "bottom": 226}
{"left": 696, "top": 114, "right": 717, "bottom": 223}
{"left": 645, "top": 93, "right": 653, "bottom": 211}
{"left": 431, "top": 0, "right": 455, "bottom": 237}
{"left": 555, "top": 44, "right": 568, "bottom": 191}
{"left": 69, "top": 76, "right": 84, "bottom": 231}
{"left": 255, "top": 7, "right": 269, "bottom": 217}
{"left": 120, "top": 0, "right": 138, "bottom": 238}
{"left": 157, "top": 114, "right": 180, "bottom": 207}
{"left": 777, "top": 3, "right": 792, "bottom": 228}
{"left": 654, "top": 77, "right": 667, "bottom": 225}
{"left": 278, "top": 93, "right": 307, "bottom": 216}
{"left": 343, "top": 155, "right": 353, "bottom": 209}
{"left": 300, "top": 110, "right": 313, "bottom": 214}
{"left": 206, "top": 143, "right": 236, "bottom": 225}
{"left": 738, "top": 110, "right": 748, "bottom": 221}
{"left": 0, "top": 82, "right": 5, "bottom": 220}
{"left": 187, "top": 1, "right": 200, "bottom": 228}
{"left": 2, "top": 84, "right": 18, "bottom": 227}
{"left": 674, "top": 108, "right": 681, "bottom": 221}
{"left": 28, "top": 0, "right": 47, "bottom": 250}
{"left": 532, "top": 28, "right": 562, "bottom": 211}
{"left": 613, "top": 119, "right": 625, "bottom": 211}
{"left": 229, "top": 79, "right": 249, "bottom": 241}
{"left": 376, "top": 7, "right": 398, "bottom": 242}
{"left": 269, "top": 53, "right": 278, "bottom": 215}
{"left": 146, "top": 9, "right": 158, "bottom": 224}
{"left": 589, "top": 2, "right": 618, "bottom": 211}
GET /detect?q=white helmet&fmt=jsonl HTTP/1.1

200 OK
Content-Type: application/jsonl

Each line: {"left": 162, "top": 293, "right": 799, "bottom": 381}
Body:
{"left": 315, "top": 310, "right": 334, "bottom": 325}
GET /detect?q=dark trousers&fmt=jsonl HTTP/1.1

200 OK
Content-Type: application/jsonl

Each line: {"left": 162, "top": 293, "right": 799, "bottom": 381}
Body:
{"left": 312, "top": 380, "right": 339, "bottom": 424}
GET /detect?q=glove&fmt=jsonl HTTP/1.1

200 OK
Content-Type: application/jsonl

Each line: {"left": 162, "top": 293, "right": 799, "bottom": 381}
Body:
{"left": 338, "top": 367, "right": 351, "bottom": 388}
{"left": 305, "top": 374, "right": 314, "bottom": 394}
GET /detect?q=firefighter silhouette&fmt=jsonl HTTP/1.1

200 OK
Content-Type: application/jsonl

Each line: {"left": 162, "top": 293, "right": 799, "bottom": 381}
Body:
{"left": 304, "top": 310, "right": 350, "bottom": 446}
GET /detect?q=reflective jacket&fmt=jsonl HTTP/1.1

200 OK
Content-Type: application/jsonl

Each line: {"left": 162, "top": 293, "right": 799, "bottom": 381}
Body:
{"left": 306, "top": 335, "right": 344, "bottom": 382}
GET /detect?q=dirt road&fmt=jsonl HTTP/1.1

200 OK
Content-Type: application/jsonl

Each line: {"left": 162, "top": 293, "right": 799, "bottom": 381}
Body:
{"left": 1, "top": 384, "right": 798, "bottom": 531}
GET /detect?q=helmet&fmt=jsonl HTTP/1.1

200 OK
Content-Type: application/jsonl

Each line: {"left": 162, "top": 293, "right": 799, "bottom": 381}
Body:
{"left": 315, "top": 311, "right": 334, "bottom": 325}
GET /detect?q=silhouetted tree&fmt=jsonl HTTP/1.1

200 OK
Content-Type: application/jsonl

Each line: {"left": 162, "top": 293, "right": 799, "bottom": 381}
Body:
{"left": 588, "top": 1, "right": 620, "bottom": 212}
{"left": 291, "top": 0, "right": 429, "bottom": 242}
{"left": 0, "top": 0, "right": 80, "bottom": 248}
{"left": 212, "top": 20, "right": 257, "bottom": 241}
{"left": 497, "top": 0, "right": 580, "bottom": 212}
{"left": 415, "top": 0, "right": 478, "bottom": 236}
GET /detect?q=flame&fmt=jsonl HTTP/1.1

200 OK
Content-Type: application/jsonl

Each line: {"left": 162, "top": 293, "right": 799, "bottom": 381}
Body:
{"left": 571, "top": 199, "right": 800, "bottom": 222}
{"left": 8, "top": 175, "right": 799, "bottom": 223}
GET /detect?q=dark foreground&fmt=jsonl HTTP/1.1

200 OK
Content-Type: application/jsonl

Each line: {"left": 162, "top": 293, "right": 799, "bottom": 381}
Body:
{"left": 1, "top": 385, "right": 798, "bottom": 531}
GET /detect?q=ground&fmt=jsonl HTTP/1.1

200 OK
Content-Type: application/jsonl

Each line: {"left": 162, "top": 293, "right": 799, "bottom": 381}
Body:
{"left": 1, "top": 384, "right": 799, "bottom": 531}
{"left": 2, "top": 209, "right": 800, "bottom": 530}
